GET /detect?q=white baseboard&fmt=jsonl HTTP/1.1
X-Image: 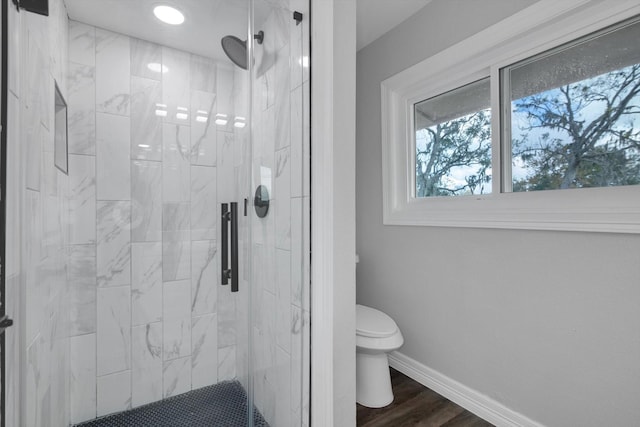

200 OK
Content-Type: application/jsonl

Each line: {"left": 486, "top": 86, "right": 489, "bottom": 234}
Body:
{"left": 388, "top": 351, "right": 545, "bottom": 427}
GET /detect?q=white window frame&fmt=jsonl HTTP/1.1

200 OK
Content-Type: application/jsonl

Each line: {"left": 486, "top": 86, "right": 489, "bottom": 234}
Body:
{"left": 381, "top": 0, "right": 640, "bottom": 233}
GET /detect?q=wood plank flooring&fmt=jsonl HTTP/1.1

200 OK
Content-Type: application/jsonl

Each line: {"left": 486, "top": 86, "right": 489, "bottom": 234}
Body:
{"left": 357, "top": 368, "right": 495, "bottom": 427}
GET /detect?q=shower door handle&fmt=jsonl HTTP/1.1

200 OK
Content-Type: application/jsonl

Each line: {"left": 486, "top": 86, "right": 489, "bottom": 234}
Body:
{"left": 221, "top": 202, "right": 239, "bottom": 292}
{"left": 221, "top": 203, "right": 230, "bottom": 285}
{"left": 230, "top": 202, "right": 239, "bottom": 293}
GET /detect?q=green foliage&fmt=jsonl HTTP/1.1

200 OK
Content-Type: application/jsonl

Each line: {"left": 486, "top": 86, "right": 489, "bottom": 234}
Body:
{"left": 416, "top": 109, "right": 492, "bottom": 197}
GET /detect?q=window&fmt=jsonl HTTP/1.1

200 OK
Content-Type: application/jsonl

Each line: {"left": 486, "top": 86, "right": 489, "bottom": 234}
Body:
{"left": 415, "top": 78, "right": 492, "bottom": 197}
{"left": 503, "top": 19, "right": 640, "bottom": 193}
{"left": 381, "top": 0, "right": 640, "bottom": 233}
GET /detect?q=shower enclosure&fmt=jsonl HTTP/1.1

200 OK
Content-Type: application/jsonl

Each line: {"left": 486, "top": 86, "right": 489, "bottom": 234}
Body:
{"left": 3, "top": 0, "right": 310, "bottom": 425}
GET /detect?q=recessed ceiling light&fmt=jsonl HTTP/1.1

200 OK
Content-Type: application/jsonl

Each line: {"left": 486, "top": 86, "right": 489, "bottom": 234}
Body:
{"left": 153, "top": 5, "right": 185, "bottom": 25}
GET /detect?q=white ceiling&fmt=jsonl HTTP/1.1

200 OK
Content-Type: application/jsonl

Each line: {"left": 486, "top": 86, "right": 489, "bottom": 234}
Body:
{"left": 65, "top": 0, "right": 250, "bottom": 61}
{"left": 356, "top": 0, "right": 431, "bottom": 50}
{"left": 65, "top": 0, "right": 431, "bottom": 61}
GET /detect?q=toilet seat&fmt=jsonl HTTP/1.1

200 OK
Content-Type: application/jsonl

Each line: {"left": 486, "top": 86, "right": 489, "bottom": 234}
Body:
{"left": 356, "top": 304, "right": 398, "bottom": 338}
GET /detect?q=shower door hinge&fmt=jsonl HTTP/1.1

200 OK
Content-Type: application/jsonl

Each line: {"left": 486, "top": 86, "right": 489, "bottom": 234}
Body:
{"left": 293, "top": 11, "right": 303, "bottom": 25}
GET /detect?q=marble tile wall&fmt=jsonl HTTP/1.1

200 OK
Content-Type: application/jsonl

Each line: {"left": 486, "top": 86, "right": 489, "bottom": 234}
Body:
{"left": 67, "top": 21, "right": 239, "bottom": 423}
{"left": 250, "top": 1, "right": 311, "bottom": 426}
{"left": 5, "top": 0, "right": 72, "bottom": 426}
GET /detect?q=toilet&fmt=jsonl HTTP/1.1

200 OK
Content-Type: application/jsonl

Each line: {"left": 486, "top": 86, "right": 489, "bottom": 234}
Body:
{"left": 356, "top": 304, "right": 404, "bottom": 408}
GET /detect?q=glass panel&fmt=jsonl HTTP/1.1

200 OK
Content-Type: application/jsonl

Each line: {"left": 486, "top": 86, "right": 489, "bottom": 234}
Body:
{"left": 506, "top": 18, "right": 640, "bottom": 192}
{"left": 414, "top": 78, "right": 492, "bottom": 197}
{"left": 250, "top": 0, "right": 310, "bottom": 426}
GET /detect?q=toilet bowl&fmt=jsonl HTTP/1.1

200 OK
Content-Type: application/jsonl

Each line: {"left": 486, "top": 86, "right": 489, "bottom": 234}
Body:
{"left": 356, "top": 304, "right": 404, "bottom": 408}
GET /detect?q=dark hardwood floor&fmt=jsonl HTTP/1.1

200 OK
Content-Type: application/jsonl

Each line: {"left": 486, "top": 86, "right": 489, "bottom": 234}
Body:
{"left": 357, "top": 368, "right": 494, "bottom": 427}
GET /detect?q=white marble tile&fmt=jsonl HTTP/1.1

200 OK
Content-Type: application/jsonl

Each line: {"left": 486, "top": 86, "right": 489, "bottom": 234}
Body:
{"left": 25, "top": 118, "right": 42, "bottom": 192}
{"left": 50, "top": 0, "right": 70, "bottom": 100}
{"left": 131, "top": 38, "right": 162, "bottom": 80}
{"left": 217, "top": 281, "right": 237, "bottom": 348}
{"left": 276, "top": 249, "right": 292, "bottom": 353}
{"left": 302, "top": 197, "right": 311, "bottom": 311}
{"left": 68, "top": 62, "right": 96, "bottom": 155}
{"left": 131, "top": 242, "right": 162, "bottom": 326}
{"left": 216, "top": 64, "right": 234, "bottom": 125}
{"left": 259, "top": 62, "right": 275, "bottom": 111}
{"left": 40, "top": 153, "right": 61, "bottom": 258}
{"left": 190, "top": 54, "right": 216, "bottom": 92}
{"left": 70, "top": 333, "right": 96, "bottom": 424}
{"left": 260, "top": 290, "right": 277, "bottom": 383}
{"left": 69, "top": 20, "right": 95, "bottom": 66}
{"left": 97, "top": 113, "right": 131, "bottom": 200}
{"left": 131, "top": 77, "right": 162, "bottom": 161}
{"left": 289, "top": 11, "right": 304, "bottom": 91}
{"left": 132, "top": 323, "right": 163, "bottom": 407}
{"left": 131, "top": 160, "right": 162, "bottom": 242}
{"left": 69, "top": 154, "right": 97, "bottom": 245}
{"left": 290, "top": 305, "right": 304, "bottom": 420}
{"left": 302, "top": 80, "right": 310, "bottom": 197}
{"left": 162, "top": 47, "right": 190, "bottom": 125}
{"left": 163, "top": 280, "right": 191, "bottom": 321}
{"left": 163, "top": 319, "right": 191, "bottom": 361}
{"left": 291, "top": 197, "right": 304, "bottom": 307}
{"left": 190, "top": 90, "right": 217, "bottom": 166}
{"left": 163, "top": 202, "right": 191, "bottom": 281}
{"left": 191, "top": 240, "right": 217, "bottom": 316}
{"left": 25, "top": 190, "right": 43, "bottom": 346}
{"left": 26, "top": 29, "right": 51, "bottom": 131}
{"left": 163, "top": 123, "right": 191, "bottom": 203}
{"left": 290, "top": 84, "right": 303, "bottom": 198}
{"left": 50, "top": 325, "right": 71, "bottom": 427}
{"left": 68, "top": 244, "right": 97, "bottom": 335}
{"left": 256, "top": 106, "right": 276, "bottom": 169}
{"left": 5, "top": 92, "right": 21, "bottom": 273}
{"left": 96, "top": 28, "right": 130, "bottom": 116}
{"left": 4, "top": 276, "right": 21, "bottom": 427}
{"left": 26, "top": 334, "right": 50, "bottom": 427}
{"left": 252, "top": 241, "right": 276, "bottom": 298}
{"left": 163, "top": 357, "right": 191, "bottom": 398}
{"left": 275, "top": 346, "right": 292, "bottom": 427}
{"left": 216, "top": 131, "right": 235, "bottom": 202}
{"left": 97, "top": 370, "right": 132, "bottom": 417}
{"left": 265, "top": 6, "right": 290, "bottom": 56}
{"left": 275, "top": 45, "right": 292, "bottom": 151}
{"left": 218, "top": 345, "right": 237, "bottom": 382}
{"left": 8, "top": 4, "right": 21, "bottom": 98}
{"left": 301, "top": 308, "right": 311, "bottom": 425}
{"left": 191, "top": 314, "right": 218, "bottom": 389}
{"left": 191, "top": 166, "right": 216, "bottom": 241}
{"left": 275, "top": 148, "right": 291, "bottom": 250}
{"left": 97, "top": 286, "right": 131, "bottom": 376}
{"left": 97, "top": 201, "right": 131, "bottom": 287}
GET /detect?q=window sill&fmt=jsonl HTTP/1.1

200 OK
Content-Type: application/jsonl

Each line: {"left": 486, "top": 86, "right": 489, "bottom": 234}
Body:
{"left": 383, "top": 186, "right": 640, "bottom": 233}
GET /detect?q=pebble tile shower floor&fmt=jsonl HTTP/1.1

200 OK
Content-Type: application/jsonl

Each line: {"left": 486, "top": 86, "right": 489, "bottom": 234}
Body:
{"left": 74, "top": 381, "right": 269, "bottom": 427}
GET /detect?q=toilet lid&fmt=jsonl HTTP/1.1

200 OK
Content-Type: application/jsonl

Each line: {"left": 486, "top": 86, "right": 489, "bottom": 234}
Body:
{"left": 356, "top": 305, "right": 398, "bottom": 338}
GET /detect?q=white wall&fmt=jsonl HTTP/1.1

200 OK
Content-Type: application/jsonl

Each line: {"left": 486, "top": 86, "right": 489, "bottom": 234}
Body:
{"left": 311, "top": 0, "right": 357, "bottom": 425}
{"left": 356, "top": 1, "right": 640, "bottom": 426}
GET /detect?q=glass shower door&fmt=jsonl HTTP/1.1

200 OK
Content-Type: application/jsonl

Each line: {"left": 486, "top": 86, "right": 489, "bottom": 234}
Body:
{"left": 246, "top": 0, "right": 310, "bottom": 426}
